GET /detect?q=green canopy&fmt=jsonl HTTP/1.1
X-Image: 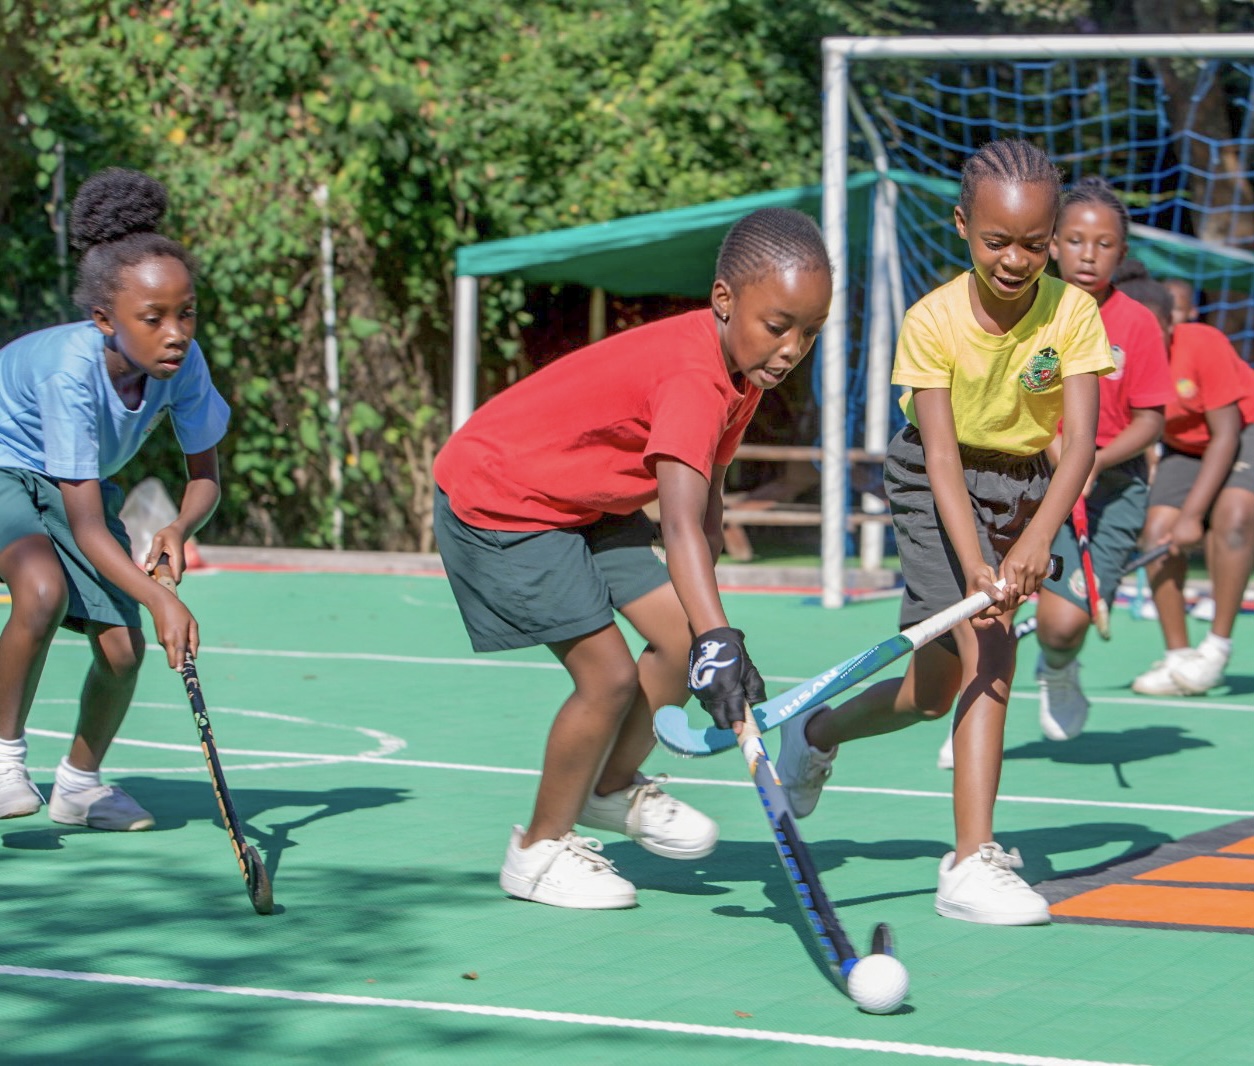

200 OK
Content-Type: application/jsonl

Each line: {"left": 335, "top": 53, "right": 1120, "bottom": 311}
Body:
{"left": 454, "top": 175, "right": 878, "bottom": 297}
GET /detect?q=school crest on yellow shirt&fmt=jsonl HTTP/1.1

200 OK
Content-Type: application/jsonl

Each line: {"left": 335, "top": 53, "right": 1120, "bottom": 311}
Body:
{"left": 1020, "top": 347, "right": 1061, "bottom": 393}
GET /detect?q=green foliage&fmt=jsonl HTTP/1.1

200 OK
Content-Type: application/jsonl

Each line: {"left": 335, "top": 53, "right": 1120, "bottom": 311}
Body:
{"left": 0, "top": 0, "right": 926, "bottom": 550}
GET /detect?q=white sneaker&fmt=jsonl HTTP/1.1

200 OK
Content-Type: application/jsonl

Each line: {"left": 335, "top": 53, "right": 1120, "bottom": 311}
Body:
{"left": 578, "top": 773, "right": 717, "bottom": 860}
{"left": 0, "top": 764, "right": 45, "bottom": 818}
{"left": 935, "top": 842, "right": 1051, "bottom": 925}
{"left": 1190, "top": 596, "right": 1217, "bottom": 622}
{"left": 1037, "top": 655, "right": 1090, "bottom": 741}
{"left": 1131, "top": 659, "right": 1188, "bottom": 696}
{"left": 499, "top": 826, "right": 638, "bottom": 909}
{"left": 776, "top": 705, "right": 837, "bottom": 818}
{"left": 48, "top": 784, "right": 154, "bottom": 831}
{"left": 937, "top": 728, "right": 954, "bottom": 770}
{"left": 1169, "top": 642, "right": 1229, "bottom": 695}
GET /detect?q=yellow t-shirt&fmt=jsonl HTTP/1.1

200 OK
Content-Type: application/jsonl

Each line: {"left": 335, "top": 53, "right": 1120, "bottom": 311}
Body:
{"left": 894, "top": 272, "right": 1115, "bottom": 456}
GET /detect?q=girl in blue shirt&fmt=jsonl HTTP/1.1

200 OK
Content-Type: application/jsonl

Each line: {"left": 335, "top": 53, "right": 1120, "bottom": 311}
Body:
{"left": 0, "top": 167, "right": 229, "bottom": 831}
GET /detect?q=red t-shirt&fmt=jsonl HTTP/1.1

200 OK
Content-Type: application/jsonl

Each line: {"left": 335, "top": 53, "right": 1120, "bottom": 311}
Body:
{"left": 1095, "top": 289, "right": 1174, "bottom": 447}
{"left": 1164, "top": 321, "right": 1254, "bottom": 456}
{"left": 434, "top": 309, "right": 762, "bottom": 530}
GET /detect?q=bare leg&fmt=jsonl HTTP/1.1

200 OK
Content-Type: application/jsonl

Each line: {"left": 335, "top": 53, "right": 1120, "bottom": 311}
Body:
{"left": 1033, "top": 587, "right": 1089, "bottom": 667}
{"left": 1204, "top": 487, "right": 1254, "bottom": 641}
{"left": 70, "top": 624, "right": 145, "bottom": 772}
{"left": 523, "top": 624, "right": 639, "bottom": 848}
{"left": 949, "top": 618, "right": 1017, "bottom": 858}
{"left": 802, "top": 637, "right": 964, "bottom": 750}
{"left": 0, "top": 535, "right": 68, "bottom": 741}
{"left": 596, "top": 583, "right": 691, "bottom": 795}
{"left": 1143, "top": 505, "right": 1191, "bottom": 650}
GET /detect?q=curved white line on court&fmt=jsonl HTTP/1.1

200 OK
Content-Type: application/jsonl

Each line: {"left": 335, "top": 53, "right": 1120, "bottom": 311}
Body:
{"left": 25, "top": 698, "right": 407, "bottom": 773}
{"left": 0, "top": 965, "right": 1151, "bottom": 1066}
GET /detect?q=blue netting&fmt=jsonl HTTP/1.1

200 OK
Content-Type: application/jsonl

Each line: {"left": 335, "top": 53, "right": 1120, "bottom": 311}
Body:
{"left": 854, "top": 57, "right": 1254, "bottom": 359}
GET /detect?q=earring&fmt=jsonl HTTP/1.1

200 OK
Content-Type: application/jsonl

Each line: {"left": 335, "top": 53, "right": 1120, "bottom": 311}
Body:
{"left": 719, "top": 311, "right": 729, "bottom": 322}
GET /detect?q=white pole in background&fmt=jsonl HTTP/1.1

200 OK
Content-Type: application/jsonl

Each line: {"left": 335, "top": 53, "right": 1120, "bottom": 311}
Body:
{"left": 820, "top": 45, "right": 850, "bottom": 608}
{"left": 313, "top": 183, "right": 343, "bottom": 550}
{"left": 452, "top": 275, "right": 480, "bottom": 430}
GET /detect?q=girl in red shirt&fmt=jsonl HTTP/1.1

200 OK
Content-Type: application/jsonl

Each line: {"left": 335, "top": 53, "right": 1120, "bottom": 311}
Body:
{"left": 1120, "top": 261, "right": 1254, "bottom": 695}
{"left": 1027, "top": 177, "right": 1173, "bottom": 742}
{"left": 434, "top": 208, "right": 832, "bottom": 910}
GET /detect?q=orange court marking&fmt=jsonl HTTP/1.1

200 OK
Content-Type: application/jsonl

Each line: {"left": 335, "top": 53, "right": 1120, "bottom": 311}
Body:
{"left": 1051, "top": 885, "right": 1254, "bottom": 929}
{"left": 1220, "top": 837, "right": 1254, "bottom": 855}
{"left": 1135, "top": 855, "right": 1254, "bottom": 885}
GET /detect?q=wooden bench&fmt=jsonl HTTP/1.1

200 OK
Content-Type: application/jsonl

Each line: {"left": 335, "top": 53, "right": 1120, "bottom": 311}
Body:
{"left": 724, "top": 445, "right": 888, "bottom": 531}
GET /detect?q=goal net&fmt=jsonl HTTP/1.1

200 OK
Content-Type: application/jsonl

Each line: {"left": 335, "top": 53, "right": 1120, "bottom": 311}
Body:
{"left": 818, "top": 35, "right": 1254, "bottom": 607}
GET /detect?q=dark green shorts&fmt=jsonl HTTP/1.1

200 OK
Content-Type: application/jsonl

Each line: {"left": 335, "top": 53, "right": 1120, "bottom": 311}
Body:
{"left": 0, "top": 467, "right": 141, "bottom": 632}
{"left": 433, "top": 485, "right": 671, "bottom": 652}
{"left": 1048, "top": 458, "right": 1149, "bottom": 612}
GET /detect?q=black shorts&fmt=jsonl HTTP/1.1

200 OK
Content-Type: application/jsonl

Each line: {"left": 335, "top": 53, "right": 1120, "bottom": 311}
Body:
{"left": 886, "top": 426, "right": 1050, "bottom": 640}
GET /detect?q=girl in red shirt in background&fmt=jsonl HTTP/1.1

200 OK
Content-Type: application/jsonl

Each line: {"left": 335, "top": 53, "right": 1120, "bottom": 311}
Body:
{"left": 1120, "top": 261, "right": 1254, "bottom": 695}
{"left": 1029, "top": 177, "right": 1173, "bottom": 741}
{"left": 434, "top": 209, "right": 832, "bottom": 910}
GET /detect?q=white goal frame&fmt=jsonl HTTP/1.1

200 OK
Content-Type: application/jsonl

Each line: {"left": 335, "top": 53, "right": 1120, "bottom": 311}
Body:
{"left": 819, "top": 34, "right": 1254, "bottom": 608}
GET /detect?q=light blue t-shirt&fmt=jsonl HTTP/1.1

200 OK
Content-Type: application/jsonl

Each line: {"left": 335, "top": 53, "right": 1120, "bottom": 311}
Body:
{"left": 0, "top": 321, "right": 230, "bottom": 479}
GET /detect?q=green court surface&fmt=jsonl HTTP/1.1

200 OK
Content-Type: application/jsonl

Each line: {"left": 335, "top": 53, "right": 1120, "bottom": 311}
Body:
{"left": 3, "top": 563, "right": 1251, "bottom": 1065}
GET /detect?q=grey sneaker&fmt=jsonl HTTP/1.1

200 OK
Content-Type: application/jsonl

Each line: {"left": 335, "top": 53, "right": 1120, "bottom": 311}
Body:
{"left": 775, "top": 705, "right": 837, "bottom": 818}
{"left": 48, "top": 784, "right": 154, "bottom": 831}
{"left": 499, "top": 826, "right": 637, "bottom": 909}
{"left": 935, "top": 842, "right": 1050, "bottom": 926}
{"left": 1037, "top": 654, "right": 1090, "bottom": 741}
{"left": 578, "top": 773, "right": 717, "bottom": 860}
{"left": 0, "top": 764, "right": 45, "bottom": 818}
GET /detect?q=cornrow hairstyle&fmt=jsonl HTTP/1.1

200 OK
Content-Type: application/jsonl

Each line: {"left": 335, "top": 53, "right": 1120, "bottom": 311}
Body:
{"left": 1112, "top": 258, "right": 1173, "bottom": 322}
{"left": 70, "top": 167, "right": 197, "bottom": 313}
{"left": 714, "top": 207, "right": 831, "bottom": 291}
{"left": 959, "top": 139, "right": 1062, "bottom": 218}
{"left": 1061, "top": 175, "right": 1130, "bottom": 239}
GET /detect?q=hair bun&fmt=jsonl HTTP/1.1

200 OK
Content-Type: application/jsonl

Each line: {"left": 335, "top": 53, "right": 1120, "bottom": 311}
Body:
{"left": 69, "top": 167, "right": 168, "bottom": 252}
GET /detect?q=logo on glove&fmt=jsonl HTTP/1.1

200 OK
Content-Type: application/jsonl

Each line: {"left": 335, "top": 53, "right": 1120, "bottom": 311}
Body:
{"left": 689, "top": 639, "right": 738, "bottom": 690}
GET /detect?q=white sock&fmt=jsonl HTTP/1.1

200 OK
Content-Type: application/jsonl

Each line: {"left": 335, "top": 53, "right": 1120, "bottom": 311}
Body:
{"left": 1165, "top": 647, "right": 1192, "bottom": 664}
{"left": 0, "top": 735, "right": 28, "bottom": 767}
{"left": 55, "top": 757, "right": 101, "bottom": 794}
{"left": 1203, "top": 632, "right": 1232, "bottom": 657}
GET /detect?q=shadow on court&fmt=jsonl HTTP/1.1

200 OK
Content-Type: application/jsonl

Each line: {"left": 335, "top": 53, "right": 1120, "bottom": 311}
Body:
{"left": 0, "top": 778, "right": 408, "bottom": 883}
{"left": 609, "top": 818, "right": 1174, "bottom": 985}
{"left": 1003, "top": 725, "right": 1214, "bottom": 788}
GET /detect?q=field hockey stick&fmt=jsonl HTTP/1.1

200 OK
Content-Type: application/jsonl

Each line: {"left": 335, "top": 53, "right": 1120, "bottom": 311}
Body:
{"left": 737, "top": 703, "right": 908, "bottom": 1012}
{"left": 656, "top": 554, "right": 1063, "bottom": 758}
{"left": 1071, "top": 497, "right": 1110, "bottom": 640}
{"left": 1013, "top": 543, "right": 1171, "bottom": 641}
{"left": 153, "top": 554, "right": 275, "bottom": 915}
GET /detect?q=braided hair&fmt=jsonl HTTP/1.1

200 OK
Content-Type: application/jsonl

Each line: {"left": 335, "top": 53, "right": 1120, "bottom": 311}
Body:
{"left": 959, "top": 139, "right": 1062, "bottom": 219}
{"left": 1061, "top": 175, "right": 1130, "bottom": 239}
{"left": 70, "top": 167, "right": 196, "bottom": 313}
{"left": 714, "top": 207, "right": 831, "bottom": 291}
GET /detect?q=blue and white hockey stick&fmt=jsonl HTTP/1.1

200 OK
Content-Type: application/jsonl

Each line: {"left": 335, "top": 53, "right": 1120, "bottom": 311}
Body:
{"left": 655, "top": 555, "right": 1061, "bottom": 758}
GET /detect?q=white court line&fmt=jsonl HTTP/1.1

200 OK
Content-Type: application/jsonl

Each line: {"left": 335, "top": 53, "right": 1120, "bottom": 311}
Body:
{"left": 0, "top": 965, "right": 1151, "bottom": 1066}
{"left": 50, "top": 638, "right": 1254, "bottom": 714}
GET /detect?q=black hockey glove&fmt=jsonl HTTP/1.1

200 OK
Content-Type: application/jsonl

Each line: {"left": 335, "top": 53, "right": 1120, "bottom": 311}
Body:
{"left": 687, "top": 627, "right": 766, "bottom": 730}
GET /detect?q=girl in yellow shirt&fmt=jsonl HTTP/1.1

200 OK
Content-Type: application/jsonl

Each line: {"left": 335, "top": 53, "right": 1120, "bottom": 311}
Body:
{"left": 778, "top": 139, "right": 1113, "bottom": 925}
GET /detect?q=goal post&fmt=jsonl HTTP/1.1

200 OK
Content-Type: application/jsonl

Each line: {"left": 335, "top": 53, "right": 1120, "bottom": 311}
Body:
{"left": 819, "top": 34, "right": 1254, "bottom": 608}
